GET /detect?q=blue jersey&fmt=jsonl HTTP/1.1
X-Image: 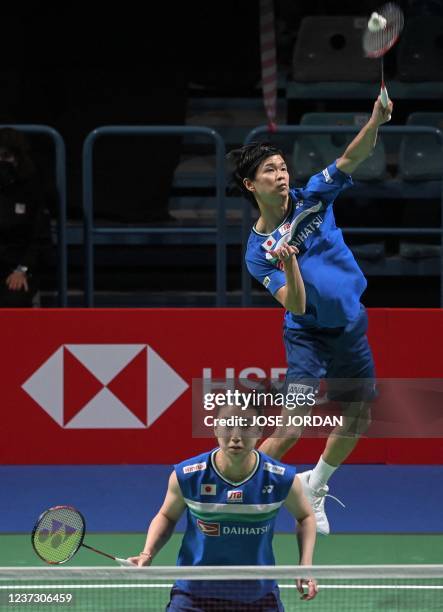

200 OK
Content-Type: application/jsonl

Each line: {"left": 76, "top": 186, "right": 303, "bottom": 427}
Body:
{"left": 246, "top": 161, "right": 367, "bottom": 329}
{"left": 174, "top": 448, "right": 296, "bottom": 601}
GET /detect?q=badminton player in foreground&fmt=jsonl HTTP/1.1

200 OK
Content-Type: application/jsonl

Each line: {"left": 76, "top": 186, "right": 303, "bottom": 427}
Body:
{"left": 227, "top": 95, "right": 393, "bottom": 535}
{"left": 128, "top": 402, "right": 318, "bottom": 610}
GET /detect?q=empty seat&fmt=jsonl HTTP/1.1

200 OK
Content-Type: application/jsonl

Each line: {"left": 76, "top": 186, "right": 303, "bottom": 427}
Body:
{"left": 397, "top": 17, "right": 443, "bottom": 81}
{"left": 292, "top": 112, "right": 386, "bottom": 182}
{"left": 292, "top": 16, "right": 379, "bottom": 82}
{"left": 398, "top": 113, "right": 443, "bottom": 181}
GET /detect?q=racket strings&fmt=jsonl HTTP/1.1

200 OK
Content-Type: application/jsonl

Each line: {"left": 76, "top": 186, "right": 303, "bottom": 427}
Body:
{"left": 363, "top": 3, "right": 404, "bottom": 58}
{"left": 32, "top": 507, "right": 85, "bottom": 564}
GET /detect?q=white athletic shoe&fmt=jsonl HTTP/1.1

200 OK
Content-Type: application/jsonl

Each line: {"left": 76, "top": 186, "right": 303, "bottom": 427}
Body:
{"left": 297, "top": 470, "right": 345, "bottom": 535}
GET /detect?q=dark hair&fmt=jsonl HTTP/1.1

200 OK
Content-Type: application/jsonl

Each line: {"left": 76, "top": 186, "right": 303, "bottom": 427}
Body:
{"left": 226, "top": 141, "right": 286, "bottom": 208}
{"left": 0, "top": 128, "right": 35, "bottom": 180}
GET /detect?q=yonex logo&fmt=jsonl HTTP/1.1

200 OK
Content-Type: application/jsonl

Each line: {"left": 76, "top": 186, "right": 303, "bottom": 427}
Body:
{"left": 21, "top": 345, "right": 188, "bottom": 429}
{"left": 197, "top": 520, "right": 220, "bottom": 536}
{"left": 262, "top": 485, "right": 274, "bottom": 494}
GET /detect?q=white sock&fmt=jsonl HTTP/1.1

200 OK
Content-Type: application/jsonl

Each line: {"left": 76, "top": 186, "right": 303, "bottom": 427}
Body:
{"left": 309, "top": 455, "right": 337, "bottom": 490}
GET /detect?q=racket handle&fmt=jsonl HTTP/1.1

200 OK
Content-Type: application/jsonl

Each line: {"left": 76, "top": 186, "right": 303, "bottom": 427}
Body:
{"left": 115, "top": 557, "right": 136, "bottom": 567}
{"left": 380, "top": 84, "right": 389, "bottom": 108}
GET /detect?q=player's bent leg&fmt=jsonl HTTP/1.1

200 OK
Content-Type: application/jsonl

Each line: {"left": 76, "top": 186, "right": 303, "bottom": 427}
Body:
{"left": 258, "top": 403, "right": 312, "bottom": 460}
{"left": 322, "top": 401, "right": 372, "bottom": 466}
{"left": 299, "top": 401, "right": 372, "bottom": 535}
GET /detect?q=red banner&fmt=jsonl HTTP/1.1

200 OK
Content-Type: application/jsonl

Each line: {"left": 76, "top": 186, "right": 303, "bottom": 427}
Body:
{"left": 2, "top": 308, "right": 442, "bottom": 464}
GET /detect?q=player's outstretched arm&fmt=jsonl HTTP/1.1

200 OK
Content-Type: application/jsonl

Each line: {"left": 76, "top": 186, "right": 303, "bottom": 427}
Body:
{"left": 336, "top": 96, "right": 393, "bottom": 175}
{"left": 128, "top": 471, "right": 186, "bottom": 566}
{"left": 284, "top": 475, "right": 318, "bottom": 601}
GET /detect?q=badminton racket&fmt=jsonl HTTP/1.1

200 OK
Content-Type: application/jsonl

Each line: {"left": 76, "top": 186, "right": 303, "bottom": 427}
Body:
{"left": 31, "top": 505, "right": 134, "bottom": 566}
{"left": 362, "top": 3, "right": 404, "bottom": 108}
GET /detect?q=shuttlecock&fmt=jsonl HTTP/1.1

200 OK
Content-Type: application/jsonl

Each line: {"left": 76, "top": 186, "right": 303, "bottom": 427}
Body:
{"left": 368, "top": 12, "right": 387, "bottom": 32}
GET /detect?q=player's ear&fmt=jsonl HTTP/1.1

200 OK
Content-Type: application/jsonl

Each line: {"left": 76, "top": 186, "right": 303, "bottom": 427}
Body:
{"left": 243, "top": 177, "right": 255, "bottom": 193}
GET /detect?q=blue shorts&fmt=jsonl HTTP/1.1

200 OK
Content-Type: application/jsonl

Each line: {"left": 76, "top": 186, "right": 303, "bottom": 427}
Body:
{"left": 166, "top": 586, "right": 285, "bottom": 611}
{"left": 283, "top": 304, "right": 376, "bottom": 403}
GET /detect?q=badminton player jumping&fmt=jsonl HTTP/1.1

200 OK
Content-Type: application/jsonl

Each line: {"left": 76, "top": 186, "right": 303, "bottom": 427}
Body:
{"left": 227, "top": 96, "right": 393, "bottom": 535}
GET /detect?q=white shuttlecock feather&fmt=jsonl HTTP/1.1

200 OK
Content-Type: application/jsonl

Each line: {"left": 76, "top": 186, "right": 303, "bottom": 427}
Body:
{"left": 368, "top": 12, "right": 387, "bottom": 32}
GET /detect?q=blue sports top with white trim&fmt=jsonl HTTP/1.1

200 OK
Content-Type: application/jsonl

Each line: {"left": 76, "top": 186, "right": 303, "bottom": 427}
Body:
{"left": 246, "top": 161, "right": 367, "bottom": 329}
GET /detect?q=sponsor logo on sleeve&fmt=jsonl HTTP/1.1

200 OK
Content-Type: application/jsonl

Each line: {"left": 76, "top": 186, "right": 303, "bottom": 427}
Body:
{"left": 263, "top": 462, "right": 285, "bottom": 475}
{"left": 322, "top": 168, "right": 333, "bottom": 184}
{"left": 263, "top": 276, "right": 271, "bottom": 288}
{"left": 227, "top": 490, "right": 243, "bottom": 503}
{"left": 183, "top": 462, "right": 207, "bottom": 474}
{"left": 200, "top": 483, "right": 217, "bottom": 495}
{"left": 262, "top": 485, "right": 274, "bottom": 494}
{"left": 197, "top": 519, "right": 220, "bottom": 536}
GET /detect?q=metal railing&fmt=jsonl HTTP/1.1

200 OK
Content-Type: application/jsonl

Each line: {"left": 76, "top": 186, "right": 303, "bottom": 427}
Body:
{"left": 242, "top": 125, "right": 443, "bottom": 306}
{"left": 82, "top": 126, "right": 226, "bottom": 307}
{"left": 0, "top": 125, "right": 67, "bottom": 306}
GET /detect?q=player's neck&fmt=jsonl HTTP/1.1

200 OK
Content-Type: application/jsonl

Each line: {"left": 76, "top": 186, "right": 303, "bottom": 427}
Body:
{"left": 256, "top": 197, "right": 290, "bottom": 234}
{"left": 215, "top": 449, "right": 257, "bottom": 483}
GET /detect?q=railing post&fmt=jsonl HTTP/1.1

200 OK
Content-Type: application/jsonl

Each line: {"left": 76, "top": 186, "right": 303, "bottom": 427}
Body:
{"left": 82, "top": 126, "right": 226, "bottom": 307}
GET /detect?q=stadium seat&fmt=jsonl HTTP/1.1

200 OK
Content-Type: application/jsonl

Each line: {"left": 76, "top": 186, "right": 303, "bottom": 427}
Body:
{"left": 292, "top": 113, "right": 386, "bottom": 182}
{"left": 398, "top": 113, "right": 443, "bottom": 181}
{"left": 397, "top": 17, "right": 443, "bottom": 82}
{"left": 292, "top": 16, "right": 379, "bottom": 82}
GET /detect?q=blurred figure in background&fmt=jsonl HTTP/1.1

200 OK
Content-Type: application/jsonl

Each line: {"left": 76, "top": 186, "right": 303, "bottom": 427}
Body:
{"left": 0, "top": 128, "right": 51, "bottom": 307}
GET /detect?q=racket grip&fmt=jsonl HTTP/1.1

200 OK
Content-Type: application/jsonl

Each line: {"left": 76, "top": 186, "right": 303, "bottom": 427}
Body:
{"left": 116, "top": 557, "right": 136, "bottom": 567}
{"left": 380, "top": 85, "right": 389, "bottom": 108}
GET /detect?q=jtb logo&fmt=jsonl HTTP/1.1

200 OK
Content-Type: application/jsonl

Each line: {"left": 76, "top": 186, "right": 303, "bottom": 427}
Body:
{"left": 227, "top": 490, "right": 243, "bottom": 503}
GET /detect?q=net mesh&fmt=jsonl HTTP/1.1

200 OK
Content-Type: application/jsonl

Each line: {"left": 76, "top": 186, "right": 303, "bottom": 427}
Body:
{"left": 1, "top": 565, "right": 442, "bottom": 611}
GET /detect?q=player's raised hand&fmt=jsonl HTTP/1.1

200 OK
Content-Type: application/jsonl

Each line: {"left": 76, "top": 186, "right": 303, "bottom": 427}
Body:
{"left": 297, "top": 577, "right": 318, "bottom": 600}
{"left": 370, "top": 96, "right": 393, "bottom": 126}
{"left": 270, "top": 244, "right": 299, "bottom": 263}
